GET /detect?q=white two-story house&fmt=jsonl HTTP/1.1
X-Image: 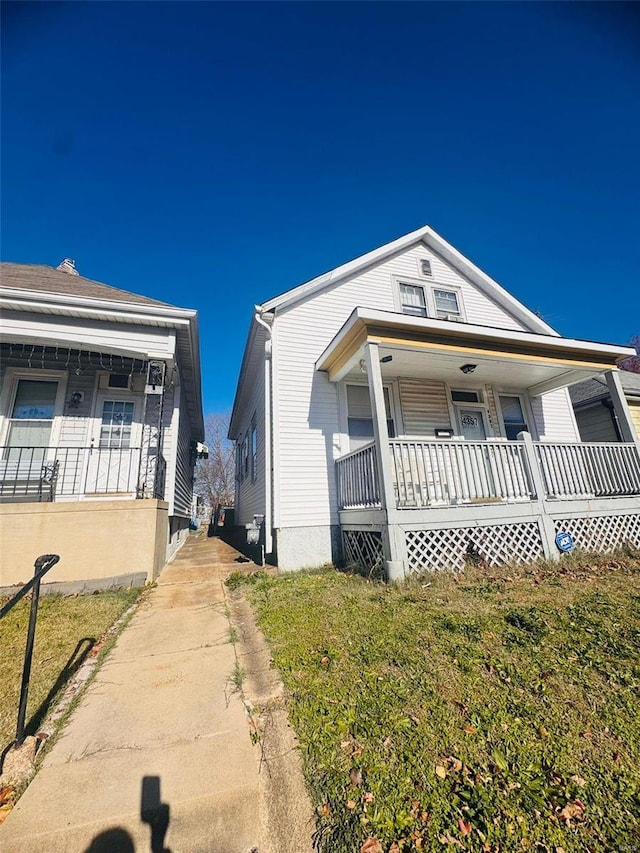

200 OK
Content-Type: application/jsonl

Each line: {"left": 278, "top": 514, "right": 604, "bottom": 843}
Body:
{"left": 229, "top": 226, "right": 639, "bottom": 577}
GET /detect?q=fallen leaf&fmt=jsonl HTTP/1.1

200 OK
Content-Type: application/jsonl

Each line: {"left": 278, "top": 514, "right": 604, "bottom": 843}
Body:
{"left": 350, "top": 767, "right": 363, "bottom": 787}
{"left": 320, "top": 656, "right": 330, "bottom": 666}
{"left": 382, "top": 736, "right": 393, "bottom": 749}
{"left": 389, "top": 845, "right": 401, "bottom": 853}
{"left": 458, "top": 818, "right": 472, "bottom": 835}
{"left": 451, "top": 758, "right": 463, "bottom": 772}
{"left": 571, "top": 775, "right": 586, "bottom": 787}
{"left": 463, "top": 725, "right": 476, "bottom": 734}
{"left": 539, "top": 726, "right": 549, "bottom": 738}
{"left": 0, "top": 805, "right": 13, "bottom": 827}
{"left": 361, "top": 838, "right": 383, "bottom": 853}
{"left": 347, "top": 799, "right": 357, "bottom": 810}
{"left": 320, "top": 803, "right": 331, "bottom": 816}
{"left": 363, "top": 791, "right": 374, "bottom": 803}
{"left": 583, "top": 731, "right": 593, "bottom": 739}
{"left": 435, "top": 765, "right": 447, "bottom": 779}
{"left": 0, "top": 787, "right": 15, "bottom": 808}
{"left": 559, "top": 800, "right": 585, "bottom": 823}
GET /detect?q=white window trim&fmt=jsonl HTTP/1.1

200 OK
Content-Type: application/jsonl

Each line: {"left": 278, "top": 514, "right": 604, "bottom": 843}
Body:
{"left": 392, "top": 277, "right": 467, "bottom": 323}
{"left": 339, "top": 378, "right": 402, "bottom": 454}
{"left": 431, "top": 285, "right": 466, "bottom": 322}
{"left": 0, "top": 368, "right": 68, "bottom": 451}
{"left": 250, "top": 416, "right": 258, "bottom": 482}
{"left": 392, "top": 276, "right": 429, "bottom": 317}
{"left": 494, "top": 390, "right": 538, "bottom": 441}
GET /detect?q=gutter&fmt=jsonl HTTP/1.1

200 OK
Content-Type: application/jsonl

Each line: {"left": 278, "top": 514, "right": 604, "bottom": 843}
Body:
{"left": 254, "top": 307, "right": 274, "bottom": 558}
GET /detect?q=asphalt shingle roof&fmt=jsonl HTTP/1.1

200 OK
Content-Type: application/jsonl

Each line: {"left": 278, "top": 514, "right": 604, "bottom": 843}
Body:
{"left": 570, "top": 371, "right": 640, "bottom": 405}
{"left": 0, "top": 262, "right": 174, "bottom": 308}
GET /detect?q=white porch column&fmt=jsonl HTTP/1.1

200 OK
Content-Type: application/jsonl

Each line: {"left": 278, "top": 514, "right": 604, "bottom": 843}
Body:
{"left": 604, "top": 370, "right": 638, "bottom": 444}
{"left": 364, "top": 341, "right": 405, "bottom": 579}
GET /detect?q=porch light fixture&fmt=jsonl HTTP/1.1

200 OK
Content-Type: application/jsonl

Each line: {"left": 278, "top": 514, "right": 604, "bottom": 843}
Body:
{"left": 460, "top": 363, "right": 477, "bottom": 374}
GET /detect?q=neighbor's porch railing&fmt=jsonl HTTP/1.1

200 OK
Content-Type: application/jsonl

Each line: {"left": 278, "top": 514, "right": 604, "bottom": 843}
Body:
{"left": 0, "top": 446, "right": 148, "bottom": 501}
{"left": 336, "top": 437, "right": 640, "bottom": 510}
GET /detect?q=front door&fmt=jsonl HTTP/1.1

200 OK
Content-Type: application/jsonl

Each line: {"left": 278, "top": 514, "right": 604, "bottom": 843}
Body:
{"left": 86, "top": 394, "right": 141, "bottom": 494}
{"left": 458, "top": 408, "right": 488, "bottom": 441}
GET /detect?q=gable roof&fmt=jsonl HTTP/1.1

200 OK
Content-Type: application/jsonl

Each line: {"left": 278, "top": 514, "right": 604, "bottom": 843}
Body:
{"left": 0, "top": 262, "right": 173, "bottom": 308}
{"left": 258, "top": 225, "right": 558, "bottom": 336}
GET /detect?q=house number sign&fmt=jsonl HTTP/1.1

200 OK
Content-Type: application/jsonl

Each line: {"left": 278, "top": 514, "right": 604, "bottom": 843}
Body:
{"left": 461, "top": 414, "right": 479, "bottom": 427}
{"left": 555, "top": 531, "right": 575, "bottom": 553}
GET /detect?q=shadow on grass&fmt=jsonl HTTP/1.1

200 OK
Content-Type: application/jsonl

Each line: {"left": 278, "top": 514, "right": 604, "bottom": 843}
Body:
{"left": 25, "top": 636, "right": 95, "bottom": 738}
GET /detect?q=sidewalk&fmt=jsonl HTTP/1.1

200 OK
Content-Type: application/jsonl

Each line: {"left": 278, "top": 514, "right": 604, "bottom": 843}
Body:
{"left": 0, "top": 533, "right": 313, "bottom": 853}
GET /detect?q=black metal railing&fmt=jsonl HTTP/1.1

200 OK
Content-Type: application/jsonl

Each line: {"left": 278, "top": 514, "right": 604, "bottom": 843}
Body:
{"left": 0, "top": 555, "right": 60, "bottom": 746}
{"left": 0, "top": 446, "right": 142, "bottom": 500}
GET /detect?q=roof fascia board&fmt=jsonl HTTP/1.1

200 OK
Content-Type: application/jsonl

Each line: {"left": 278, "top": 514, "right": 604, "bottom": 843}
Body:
{"left": 0, "top": 287, "right": 197, "bottom": 321}
{"left": 229, "top": 316, "right": 260, "bottom": 438}
{"left": 316, "top": 307, "right": 634, "bottom": 372}
{"left": 259, "top": 226, "right": 433, "bottom": 313}
{"left": 259, "top": 225, "right": 557, "bottom": 336}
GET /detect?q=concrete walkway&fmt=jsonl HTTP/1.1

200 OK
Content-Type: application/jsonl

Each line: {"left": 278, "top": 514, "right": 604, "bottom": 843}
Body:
{"left": 0, "top": 534, "right": 314, "bottom": 853}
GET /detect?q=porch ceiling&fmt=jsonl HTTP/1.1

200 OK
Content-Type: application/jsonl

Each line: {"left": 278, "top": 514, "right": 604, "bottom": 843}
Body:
{"left": 316, "top": 308, "right": 634, "bottom": 396}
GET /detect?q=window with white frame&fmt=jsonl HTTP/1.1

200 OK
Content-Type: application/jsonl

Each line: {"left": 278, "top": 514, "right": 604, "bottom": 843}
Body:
{"left": 399, "top": 282, "right": 428, "bottom": 317}
{"left": 433, "top": 289, "right": 461, "bottom": 319}
{"left": 250, "top": 418, "right": 258, "bottom": 482}
{"left": 499, "top": 395, "right": 529, "bottom": 440}
{"left": 346, "top": 384, "right": 395, "bottom": 450}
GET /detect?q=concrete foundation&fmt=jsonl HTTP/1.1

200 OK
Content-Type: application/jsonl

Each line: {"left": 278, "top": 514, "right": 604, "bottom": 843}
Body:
{"left": 0, "top": 499, "right": 169, "bottom": 586}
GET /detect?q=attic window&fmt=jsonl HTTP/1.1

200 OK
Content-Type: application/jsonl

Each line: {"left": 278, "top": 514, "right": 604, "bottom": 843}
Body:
{"left": 419, "top": 259, "right": 432, "bottom": 277}
{"left": 434, "top": 289, "right": 461, "bottom": 319}
{"left": 399, "top": 283, "right": 428, "bottom": 318}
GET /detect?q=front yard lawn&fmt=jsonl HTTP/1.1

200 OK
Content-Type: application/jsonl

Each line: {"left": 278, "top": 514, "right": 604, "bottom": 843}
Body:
{"left": 243, "top": 553, "right": 640, "bottom": 852}
{"left": 0, "top": 588, "right": 140, "bottom": 751}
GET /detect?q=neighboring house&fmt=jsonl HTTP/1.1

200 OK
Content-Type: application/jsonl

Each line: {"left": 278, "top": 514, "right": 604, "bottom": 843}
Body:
{"left": 570, "top": 372, "right": 640, "bottom": 443}
{"left": 0, "top": 259, "right": 204, "bottom": 587}
{"left": 229, "top": 226, "right": 640, "bottom": 577}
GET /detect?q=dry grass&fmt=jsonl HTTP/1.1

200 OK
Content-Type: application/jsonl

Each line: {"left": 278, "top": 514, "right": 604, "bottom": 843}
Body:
{"left": 0, "top": 589, "right": 140, "bottom": 751}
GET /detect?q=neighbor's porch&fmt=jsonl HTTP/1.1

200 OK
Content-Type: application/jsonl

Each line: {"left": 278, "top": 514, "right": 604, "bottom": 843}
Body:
{"left": 317, "top": 308, "right": 640, "bottom": 575}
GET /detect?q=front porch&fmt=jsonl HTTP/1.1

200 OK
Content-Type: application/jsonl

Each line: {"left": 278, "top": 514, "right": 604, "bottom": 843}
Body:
{"left": 317, "top": 308, "right": 640, "bottom": 576}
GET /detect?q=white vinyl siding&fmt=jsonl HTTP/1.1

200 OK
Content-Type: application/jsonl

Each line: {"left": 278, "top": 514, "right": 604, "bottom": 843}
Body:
{"left": 274, "top": 243, "right": 531, "bottom": 529}
{"left": 530, "top": 388, "right": 581, "bottom": 442}
{"left": 234, "top": 331, "right": 267, "bottom": 525}
{"left": 398, "top": 379, "right": 452, "bottom": 436}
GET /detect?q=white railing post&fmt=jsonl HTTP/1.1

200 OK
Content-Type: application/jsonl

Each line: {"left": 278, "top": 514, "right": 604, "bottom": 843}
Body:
{"left": 517, "top": 430, "right": 558, "bottom": 559}
{"left": 364, "top": 341, "right": 405, "bottom": 579}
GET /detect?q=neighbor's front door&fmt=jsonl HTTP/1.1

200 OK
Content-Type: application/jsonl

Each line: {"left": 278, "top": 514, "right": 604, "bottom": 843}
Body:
{"left": 86, "top": 393, "right": 141, "bottom": 494}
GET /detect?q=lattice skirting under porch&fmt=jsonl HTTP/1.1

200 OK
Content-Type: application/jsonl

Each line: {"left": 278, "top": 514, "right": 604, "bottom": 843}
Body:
{"left": 405, "top": 522, "right": 544, "bottom": 573}
{"left": 342, "top": 529, "right": 384, "bottom": 574}
{"left": 552, "top": 513, "right": 640, "bottom": 552}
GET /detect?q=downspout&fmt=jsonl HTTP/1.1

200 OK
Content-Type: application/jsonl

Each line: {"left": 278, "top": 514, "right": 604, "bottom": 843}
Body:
{"left": 254, "top": 308, "right": 273, "bottom": 557}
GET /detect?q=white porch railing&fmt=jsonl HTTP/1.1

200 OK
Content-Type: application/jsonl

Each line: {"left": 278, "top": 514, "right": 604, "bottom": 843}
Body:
{"left": 535, "top": 441, "right": 640, "bottom": 499}
{"left": 336, "top": 442, "right": 380, "bottom": 509}
{"left": 336, "top": 438, "right": 640, "bottom": 510}
{"left": 390, "top": 439, "right": 533, "bottom": 507}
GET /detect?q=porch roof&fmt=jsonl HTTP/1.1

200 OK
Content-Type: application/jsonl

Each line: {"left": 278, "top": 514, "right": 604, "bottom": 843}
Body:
{"left": 316, "top": 308, "right": 635, "bottom": 395}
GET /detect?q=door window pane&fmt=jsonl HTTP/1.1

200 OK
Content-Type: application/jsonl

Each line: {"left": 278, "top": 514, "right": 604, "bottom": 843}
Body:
{"left": 99, "top": 401, "right": 134, "bottom": 448}
{"left": 459, "top": 410, "right": 487, "bottom": 440}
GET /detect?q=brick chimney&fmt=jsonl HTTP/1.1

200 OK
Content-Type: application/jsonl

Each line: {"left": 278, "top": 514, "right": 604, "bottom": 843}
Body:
{"left": 56, "top": 258, "right": 79, "bottom": 275}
